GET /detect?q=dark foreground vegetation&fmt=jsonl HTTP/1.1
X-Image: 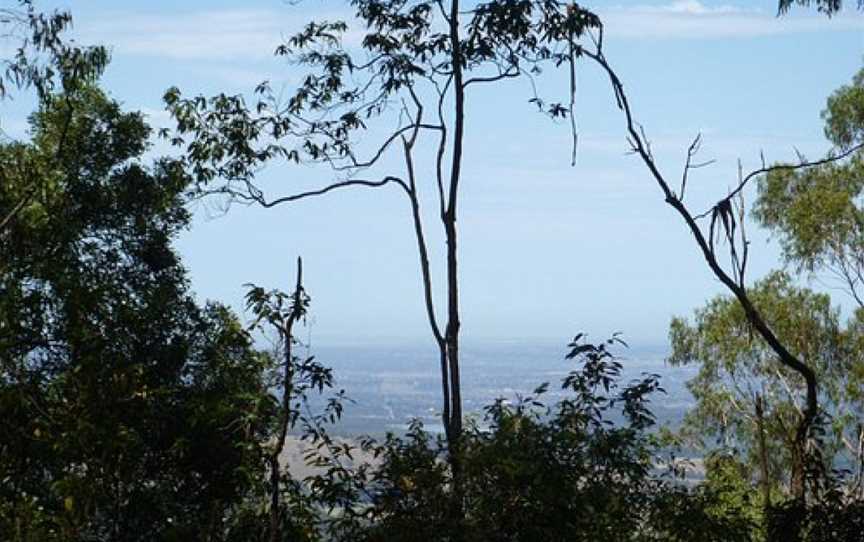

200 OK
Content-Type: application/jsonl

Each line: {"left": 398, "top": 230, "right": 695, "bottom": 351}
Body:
{"left": 3, "top": 0, "right": 864, "bottom": 540}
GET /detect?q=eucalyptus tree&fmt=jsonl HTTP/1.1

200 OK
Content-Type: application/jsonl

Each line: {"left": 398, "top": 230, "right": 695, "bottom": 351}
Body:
{"left": 749, "top": 65, "right": 864, "bottom": 498}
{"left": 612, "top": 64, "right": 864, "bottom": 507}
{"left": 165, "top": 0, "right": 600, "bottom": 453}
{"left": 754, "top": 67, "right": 864, "bottom": 309}
{"left": 668, "top": 272, "right": 854, "bottom": 500}
{"left": 164, "top": 0, "right": 864, "bottom": 503}
{"left": 1, "top": 0, "right": 106, "bottom": 101}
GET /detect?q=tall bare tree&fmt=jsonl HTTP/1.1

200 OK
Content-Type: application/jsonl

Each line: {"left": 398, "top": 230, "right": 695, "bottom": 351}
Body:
{"left": 165, "top": 1, "right": 600, "bottom": 460}
{"left": 573, "top": 21, "right": 864, "bottom": 500}
{"left": 164, "top": 1, "right": 864, "bottom": 505}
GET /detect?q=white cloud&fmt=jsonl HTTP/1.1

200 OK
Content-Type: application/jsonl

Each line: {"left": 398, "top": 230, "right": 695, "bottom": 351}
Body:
{"left": 599, "top": 1, "right": 864, "bottom": 39}
{"left": 74, "top": 3, "right": 863, "bottom": 63}
{"left": 78, "top": 8, "right": 354, "bottom": 61}
{"left": 662, "top": 0, "right": 738, "bottom": 14}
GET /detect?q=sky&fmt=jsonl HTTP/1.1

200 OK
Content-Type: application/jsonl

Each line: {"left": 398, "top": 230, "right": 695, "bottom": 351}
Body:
{"left": 3, "top": 0, "right": 864, "bottom": 348}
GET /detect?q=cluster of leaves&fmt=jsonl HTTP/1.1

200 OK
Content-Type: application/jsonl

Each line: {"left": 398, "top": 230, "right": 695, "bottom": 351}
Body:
{"left": 767, "top": 492, "right": 864, "bottom": 542}
{"left": 161, "top": 0, "right": 602, "bottom": 204}
{"left": 246, "top": 335, "right": 757, "bottom": 542}
{"left": 777, "top": 0, "right": 864, "bottom": 15}
{"left": 0, "top": 81, "right": 278, "bottom": 540}
{"left": 0, "top": 1, "right": 108, "bottom": 106}
{"left": 269, "top": 335, "right": 863, "bottom": 542}
{"left": 668, "top": 272, "right": 856, "bottom": 488}
{"left": 754, "top": 67, "right": 864, "bottom": 306}
{"left": 660, "top": 62, "right": 864, "bottom": 541}
{"left": 658, "top": 60, "right": 864, "bottom": 504}
{"left": 6, "top": 2, "right": 864, "bottom": 541}
{"left": 4, "top": 78, "right": 861, "bottom": 539}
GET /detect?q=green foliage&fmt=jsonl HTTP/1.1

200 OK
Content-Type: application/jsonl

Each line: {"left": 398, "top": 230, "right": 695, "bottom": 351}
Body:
{"left": 162, "top": 0, "right": 610, "bottom": 453}
{"left": 744, "top": 64, "right": 864, "bottom": 500}
{"left": 777, "top": 0, "right": 864, "bottom": 15}
{"left": 668, "top": 272, "right": 857, "bottom": 492}
{"left": 276, "top": 336, "right": 757, "bottom": 542}
{"left": 755, "top": 156, "right": 864, "bottom": 277}
{"left": 0, "top": 83, "right": 276, "bottom": 540}
{"left": 701, "top": 454, "right": 768, "bottom": 532}
{"left": 824, "top": 67, "right": 864, "bottom": 149}
{"left": 4, "top": 3, "right": 864, "bottom": 540}
{"left": 163, "top": 0, "right": 602, "bottom": 194}
{"left": 754, "top": 67, "right": 864, "bottom": 293}
{"left": 0, "top": 1, "right": 108, "bottom": 103}
{"left": 457, "top": 337, "right": 663, "bottom": 541}
{"left": 767, "top": 494, "right": 864, "bottom": 542}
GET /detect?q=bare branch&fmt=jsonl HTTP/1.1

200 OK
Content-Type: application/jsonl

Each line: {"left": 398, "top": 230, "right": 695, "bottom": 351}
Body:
{"left": 223, "top": 177, "right": 410, "bottom": 208}
{"left": 329, "top": 123, "right": 443, "bottom": 172}
{"left": 582, "top": 44, "right": 820, "bottom": 497}
{"left": 0, "top": 191, "right": 32, "bottom": 233}
{"left": 695, "top": 142, "right": 864, "bottom": 219}
{"left": 568, "top": 33, "right": 578, "bottom": 166}
{"left": 679, "top": 133, "right": 716, "bottom": 200}
{"left": 463, "top": 67, "right": 520, "bottom": 87}
{"left": 435, "top": 75, "right": 452, "bottom": 218}
{"left": 401, "top": 136, "right": 445, "bottom": 346}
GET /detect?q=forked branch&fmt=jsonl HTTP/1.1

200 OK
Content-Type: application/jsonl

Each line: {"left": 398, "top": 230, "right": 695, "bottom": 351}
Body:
{"left": 209, "top": 176, "right": 410, "bottom": 209}
{"left": 695, "top": 141, "right": 864, "bottom": 220}
{"left": 581, "top": 44, "right": 831, "bottom": 499}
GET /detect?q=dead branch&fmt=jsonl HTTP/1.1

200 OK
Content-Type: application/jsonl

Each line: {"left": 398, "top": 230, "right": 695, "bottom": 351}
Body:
{"left": 582, "top": 44, "right": 821, "bottom": 499}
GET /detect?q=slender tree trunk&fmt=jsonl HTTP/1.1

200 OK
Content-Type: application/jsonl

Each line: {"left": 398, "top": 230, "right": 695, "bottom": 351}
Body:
{"left": 444, "top": 217, "right": 462, "bottom": 440}
{"left": 857, "top": 424, "right": 864, "bottom": 499}
{"left": 269, "top": 455, "right": 282, "bottom": 542}
{"left": 755, "top": 393, "right": 772, "bottom": 508}
{"left": 444, "top": 0, "right": 465, "bottom": 527}
{"left": 445, "top": 0, "right": 464, "bottom": 445}
{"left": 402, "top": 138, "right": 452, "bottom": 447}
{"left": 270, "top": 258, "right": 303, "bottom": 542}
{"left": 583, "top": 50, "right": 820, "bottom": 501}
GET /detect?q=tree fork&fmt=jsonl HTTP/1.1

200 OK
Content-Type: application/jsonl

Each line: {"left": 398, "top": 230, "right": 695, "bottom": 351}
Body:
{"left": 583, "top": 46, "right": 820, "bottom": 500}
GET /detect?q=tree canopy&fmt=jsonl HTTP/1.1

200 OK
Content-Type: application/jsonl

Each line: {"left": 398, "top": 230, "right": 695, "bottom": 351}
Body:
{"left": 669, "top": 272, "right": 860, "bottom": 494}
{"left": 755, "top": 67, "right": 864, "bottom": 307}
{"left": 0, "top": 81, "right": 276, "bottom": 541}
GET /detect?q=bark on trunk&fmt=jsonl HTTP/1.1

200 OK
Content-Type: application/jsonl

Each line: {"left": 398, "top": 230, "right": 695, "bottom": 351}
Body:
{"left": 756, "top": 393, "right": 772, "bottom": 508}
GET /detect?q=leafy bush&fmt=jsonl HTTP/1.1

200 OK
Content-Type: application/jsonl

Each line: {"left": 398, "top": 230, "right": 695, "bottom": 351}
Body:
{"left": 281, "top": 335, "right": 757, "bottom": 542}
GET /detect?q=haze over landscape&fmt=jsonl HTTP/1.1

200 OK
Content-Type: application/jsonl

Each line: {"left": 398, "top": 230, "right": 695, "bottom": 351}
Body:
{"left": 5, "top": 0, "right": 860, "bottom": 439}
{"left": 5, "top": 1, "right": 864, "bottom": 539}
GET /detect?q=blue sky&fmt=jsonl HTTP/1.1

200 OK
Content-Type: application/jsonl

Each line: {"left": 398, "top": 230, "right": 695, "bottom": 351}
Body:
{"left": 4, "top": 1, "right": 864, "bottom": 347}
